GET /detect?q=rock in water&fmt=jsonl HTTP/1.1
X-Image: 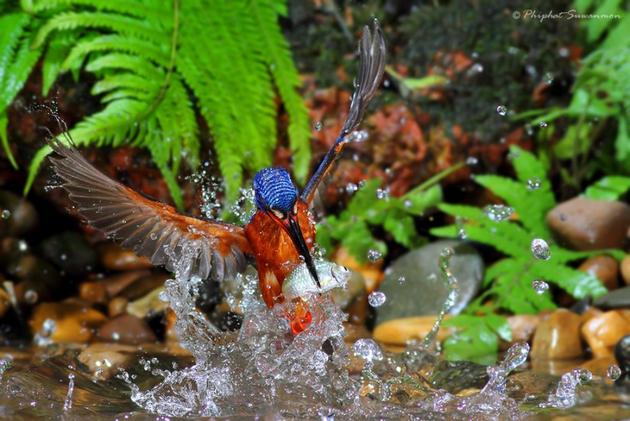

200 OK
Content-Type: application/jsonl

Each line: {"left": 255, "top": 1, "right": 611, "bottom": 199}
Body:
{"left": 594, "top": 286, "right": 630, "bottom": 309}
{"left": 40, "top": 231, "right": 97, "bottom": 276}
{"left": 375, "top": 240, "right": 483, "bottom": 324}
{"left": 0, "top": 190, "right": 38, "bottom": 237}
{"left": 546, "top": 197, "right": 630, "bottom": 250}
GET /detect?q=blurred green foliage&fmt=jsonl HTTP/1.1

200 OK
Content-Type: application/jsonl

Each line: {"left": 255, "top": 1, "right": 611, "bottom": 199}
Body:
{"left": 433, "top": 146, "right": 624, "bottom": 361}
{"left": 0, "top": 0, "right": 310, "bottom": 208}
{"left": 316, "top": 163, "right": 466, "bottom": 263}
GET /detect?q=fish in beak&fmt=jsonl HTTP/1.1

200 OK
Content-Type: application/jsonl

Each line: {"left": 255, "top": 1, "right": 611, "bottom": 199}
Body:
{"left": 268, "top": 208, "right": 320, "bottom": 288}
{"left": 285, "top": 213, "right": 321, "bottom": 288}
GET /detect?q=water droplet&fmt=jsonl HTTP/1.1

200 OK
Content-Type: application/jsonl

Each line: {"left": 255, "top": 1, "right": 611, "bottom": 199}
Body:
{"left": 367, "top": 249, "right": 382, "bottom": 262}
{"left": 149, "top": 232, "right": 158, "bottom": 241}
{"left": 314, "top": 121, "right": 323, "bottom": 131}
{"left": 397, "top": 276, "right": 406, "bottom": 285}
{"left": 455, "top": 216, "right": 467, "bottom": 239}
{"left": 345, "top": 183, "right": 358, "bottom": 194}
{"left": 543, "top": 72, "right": 554, "bottom": 84}
{"left": 496, "top": 105, "right": 508, "bottom": 116}
{"left": 60, "top": 253, "right": 67, "bottom": 261}
{"left": 403, "top": 199, "right": 413, "bottom": 208}
{"left": 466, "top": 156, "right": 479, "bottom": 165}
{"left": 1, "top": 209, "right": 10, "bottom": 220}
{"left": 368, "top": 291, "right": 386, "bottom": 307}
{"left": 539, "top": 121, "right": 548, "bottom": 128}
{"left": 352, "top": 338, "right": 383, "bottom": 363}
{"left": 42, "top": 318, "right": 56, "bottom": 336}
{"left": 484, "top": 204, "right": 514, "bottom": 222}
{"left": 376, "top": 188, "right": 389, "bottom": 200}
{"left": 607, "top": 364, "right": 622, "bottom": 380}
{"left": 532, "top": 280, "right": 549, "bottom": 294}
{"left": 527, "top": 177, "right": 542, "bottom": 191}
{"left": 24, "top": 289, "right": 38, "bottom": 304}
{"left": 531, "top": 239, "right": 551, "bottom": 260}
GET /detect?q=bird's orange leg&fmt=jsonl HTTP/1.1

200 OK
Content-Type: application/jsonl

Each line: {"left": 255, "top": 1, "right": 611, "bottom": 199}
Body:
{"left": 286, "top": 298, "right": 313, "bottom": 335}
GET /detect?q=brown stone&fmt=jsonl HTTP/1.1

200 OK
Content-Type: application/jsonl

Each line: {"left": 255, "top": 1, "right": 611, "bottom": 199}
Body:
{"left": 373, "top": 315, "right": 452, "bottom": 345}
{"left": 579, "top": 355, "right": 616, "bottom": 378}
{"left": 108, "top": 297, "right": 128, "bottom": 317}
{"left": 0, "top": 288, "right": 9, "bottom": 318}
{"left": 506, "top": 314, "right": 541, "bottom": 345}
{"left": 78, "top": 343, "right": 135, "bottom": 379}
{"left": 546, "top": 197, "right": 630, "bottom": 250}
{"left": 333, "top": 246, "right": 383, "bottom": 291}
{"left": 578, "top": 256, "right": 619, "bottom": 290}
{"left": 620, "top": 255, "right": 630, "bottom": 286}
{"left": 102, "top": 270, "right": 152, "bottom": 298}
{"left": 96, "top": 314, "right": 157, "bottom": 344}
{"left": 119, "top": 272, "right": 170, "bottom": 300}
{"left": 100, "top": 243, "right": 152, "bottom": 271}
{"left": 29, "top": 302, "right": 107, "bottom": 343}
{"left": 579, "top": 307, "right": 603, "bottom": 326}
{"left": 581, "top": 310, "right": 630, "bottom": 358}
{"left": 531, "top": 309, "right": 583, "bottom": 360}
{"left": 127, "top": 287, "right": 167, "bottom": 318}
{"left": 79, "top": 281, "right": 108, "bottom": 304}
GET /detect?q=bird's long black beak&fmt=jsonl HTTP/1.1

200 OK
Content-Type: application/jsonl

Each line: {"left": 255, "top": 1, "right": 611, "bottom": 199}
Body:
{"left": 286, "top": 214, "right": 320, "bottom": 288}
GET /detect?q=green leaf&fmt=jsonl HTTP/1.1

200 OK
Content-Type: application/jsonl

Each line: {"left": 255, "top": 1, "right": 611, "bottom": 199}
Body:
{"left": 0, "top": 113, "right": 17, "bottom": 168}
{"left": 397, "top": 184, "right": 442, "bottom": 216}
{"left": 383, "top": 211, "right": 416, "bottom": 247}
{"left": 443, "top": 315, "right": 501, "bottom": 364}
{"left": 584, "top": 175, "right": 630, "bottom": 200}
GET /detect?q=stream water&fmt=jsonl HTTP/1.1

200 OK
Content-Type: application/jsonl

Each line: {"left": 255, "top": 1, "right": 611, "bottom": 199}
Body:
{"left": 1, "top": 245, "right": 630, "bottom": 419}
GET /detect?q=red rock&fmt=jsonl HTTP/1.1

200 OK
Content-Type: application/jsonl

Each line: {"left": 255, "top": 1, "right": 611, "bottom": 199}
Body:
{"left": 578, "top": 255, "right": 619, "bottom": 290}
{"left": 531, "top": 309, "right": 583, "bottom": 360}
{"left": 96, "top": 314, "right": 157, "bottom": 344}
{"left": 546, "top": 197, "right": 630, "bottom": 250}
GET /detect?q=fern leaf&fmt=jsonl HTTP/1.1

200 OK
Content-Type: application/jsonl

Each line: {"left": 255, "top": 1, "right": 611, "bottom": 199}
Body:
{"left": 0, "top": 113, "right": 17, "bottom": 168}
{"left": 250, "top": 0, "right": 311, "bottom": 182}
{"left": 62, "top": 34, "right": 170, "bottom": 71}
{"left": 0, "top": 13, "right": 29, "bottom": 88}
{"left": 86, "top": 53, "right": 164, "bottom": 80}
{"left": 30, "top": 0, "right": 170, "bottom": 21}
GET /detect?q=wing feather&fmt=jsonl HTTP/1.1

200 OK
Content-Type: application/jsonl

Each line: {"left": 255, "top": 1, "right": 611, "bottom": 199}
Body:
{"left": 49, "top": 141, "right": 252, "bottom": 281}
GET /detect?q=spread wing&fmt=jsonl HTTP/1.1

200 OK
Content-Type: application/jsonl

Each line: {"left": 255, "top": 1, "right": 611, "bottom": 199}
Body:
{"left": 49, "top": 141, "right": 252, "bottom": 281}
{"left": 301, "top": 20, "right": 386, "bottom": 204}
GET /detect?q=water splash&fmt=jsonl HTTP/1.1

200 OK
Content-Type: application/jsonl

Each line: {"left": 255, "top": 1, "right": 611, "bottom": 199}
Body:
{"left": 531, "top": 239, "right": 551, "bottom": 260}
{"left": 540, "top": 368, "right": 592, "bottom": 409}
{"left": 422, "top": 247, "right": 459, "bottom": 352}
{"left": 63, "top": 373, "right": 75, "bottom": 412}
{"left": 127, "top": 245, "right": 356, "bottom": 417}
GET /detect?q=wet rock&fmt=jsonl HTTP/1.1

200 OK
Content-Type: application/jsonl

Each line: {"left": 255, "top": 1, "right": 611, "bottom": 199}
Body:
{"left": 593, "top": 286, "right": 630, "bottom": 309}
{"left": 100, "top": 243, "right": 152, "bottom": 271}
{"left": 531, "top": 309, "right": 583, "bottom": 360}
{"left": 579, "top": 306, "right": 603, "bottom": 326}
{"left": 621, "top": 255, "right": 630, "bottom": 286}
{"left": 0, "top": 288, "right": 10, "bottom": 319}
{"left": 119, "top": 272, "right": 169, "bottom": 301}
{"left": 39, "top": 231, "right": 97, "bottom": 276}
{"left": 505, "top": 314, "right": 541, "bottom": 347}
{"left": 0, "top": 191, "right": 38, "bottom": 237}
{"left": 375, "top": 240, "right": 483, "bottom": 324}
{"left": 78, "top": 343, "right": 136, "bottom": 380}
{"left": 96, "top": 314, "right": 157, "bottom": 344}
{"left": 578, "top": 255, "right": 619, "bottom": 290}
{"left": 108, "top": 297, "right": 128, "bottom": 317}
{"left": 431, "top": 360, "right": 489, "bottom": 394}
{"left": 29, "top": 301, "right": 107, "bottom": 343}
{"left": 0, "top": 238, "right": 30, "bottom": 269}
{"left": 581, "top": 311, "right": 630, "bottom": 358}
{"left": 101, "top": 270, "right": 152, "bottom": 298}
{"left": 126, "top": 287, "right": 167, "bottom": 319}
{"left": 615, "top": 335, "right": 630, "bottom": 374}
{"left": 579, "top": 356, "right": 616, "bottom": 378}
{"left": 373, "top": 315, "right": 452, "bottom": 345}
{"left": 79, "top": 281, "right": 108, "bottom": 304}
{"left": 7, "top": 255, "right": 61, "bottom": 302}
{"left": 546, "top": 197, "right": 630, "bottom": 250}
{"left": 333, "top": 246, "right": 383, "bottom": 291}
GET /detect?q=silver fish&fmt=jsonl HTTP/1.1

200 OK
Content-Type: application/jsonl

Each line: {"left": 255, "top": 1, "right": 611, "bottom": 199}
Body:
{"left": 282, "top": 260, "right": 350, "bottom": 300}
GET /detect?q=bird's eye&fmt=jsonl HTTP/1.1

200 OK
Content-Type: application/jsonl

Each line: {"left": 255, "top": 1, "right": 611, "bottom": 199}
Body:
{"left": 271, "top": 209, "right": 284, "bottom": 219}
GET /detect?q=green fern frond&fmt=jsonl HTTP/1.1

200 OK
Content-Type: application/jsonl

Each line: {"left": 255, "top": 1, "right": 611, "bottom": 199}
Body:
{"left": 34, "top": 12, "right": 168, "bottom": 48}
{"left": 250, "top": 0, "right": 311, "bottom": 181}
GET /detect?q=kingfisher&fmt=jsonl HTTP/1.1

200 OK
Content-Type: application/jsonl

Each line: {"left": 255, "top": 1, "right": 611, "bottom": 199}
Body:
{"left": 49, "top": 22, "right": 385, "bottom": 335}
